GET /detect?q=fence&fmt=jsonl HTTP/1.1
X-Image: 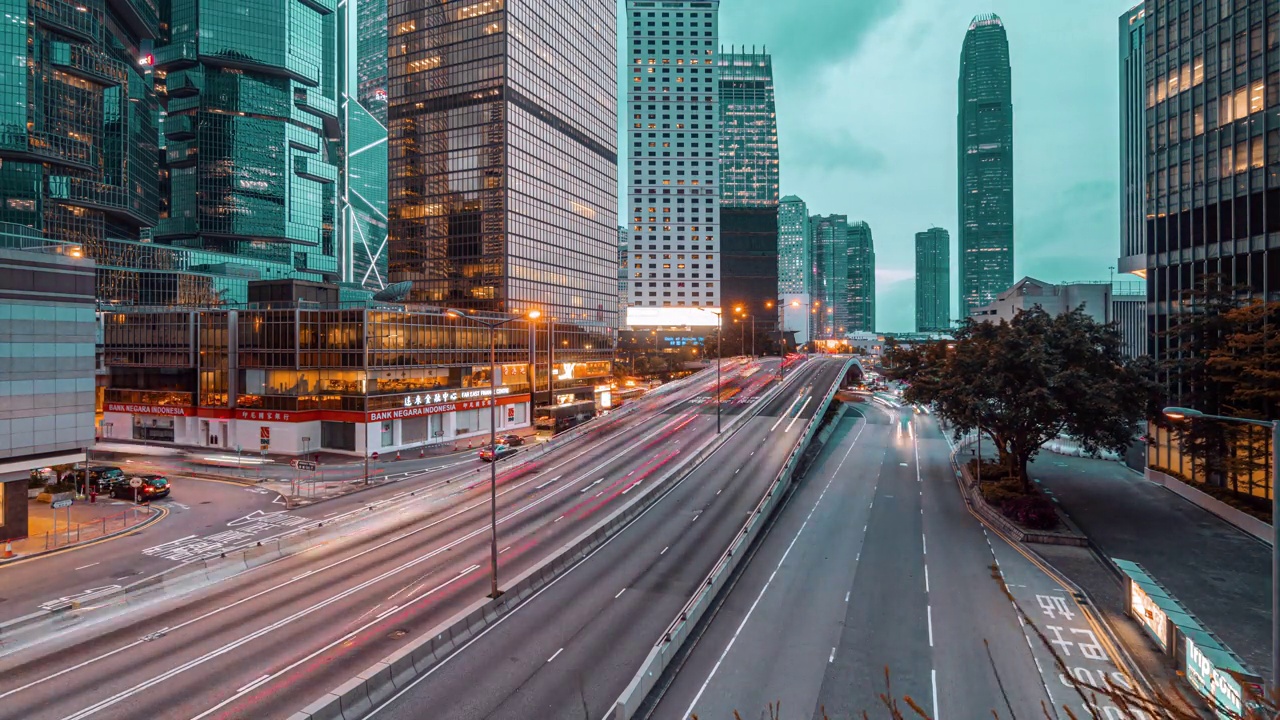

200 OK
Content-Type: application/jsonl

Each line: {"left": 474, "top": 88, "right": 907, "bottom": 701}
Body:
{"left": 37, "top": 506, "right": 157, "bottom": 550}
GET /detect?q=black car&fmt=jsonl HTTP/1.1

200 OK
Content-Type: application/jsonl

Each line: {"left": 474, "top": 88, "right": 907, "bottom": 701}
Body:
{"left": 112, "top": 474, "right": 170, "bottom": 501}
{"left": 499, "top": 434, "right": 525, "bottom": 447}
{"left": 71, "top": 465, "right": 126, "bottom": 492}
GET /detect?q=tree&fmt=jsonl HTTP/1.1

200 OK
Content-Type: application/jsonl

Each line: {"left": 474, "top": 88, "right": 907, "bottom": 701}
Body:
{"left": 887, "top": 308, "right": 1152, "bottom": 490}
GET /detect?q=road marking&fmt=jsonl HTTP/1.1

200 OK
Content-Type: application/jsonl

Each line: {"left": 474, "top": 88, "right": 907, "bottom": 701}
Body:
{"left": 74, "top": 563, "right": 99, "bottom": 571}
{"left": 375, "top": 605, "right": 400, "bottom": 620}
{"left": 924, "top": 565, "right": 930, "bottom": 593}
{"left": 845, "top": 591, "right": 850, "bottom": 602}
{"left": 579, "top": 478, "right": 604, "bottom": 493}
{"left": 661, "top": 546, "right": 668, "bottom": 555}
{"left": 236, "top": 675, "right": 271, "bottom": 694}
{"left": 323, "top": 511, "right": 338, "bottom": 517}
{"left": 715, "top": 489, "right": 722, "bottom": 495}
{"left": 932, "top": 669, "right": 940, "bottom": 719}
{"left": 554, "top": 515, "right": 564, "bottom": 523}
{"left": 691, "top": 511, "right": 700, "bottom": 523}
{"left": 615, "top": 588, "right": 626, "bottom": 599}
{"left": 922, "top": 534, "right": 927, "bottom": 555}
{"left": 595, "top": 491, "right": 604, "bottom": 497}
{"left": 769, "top": 391, "right": 805, "bottom": 431}
{"left": 534, "top": 475, "right": 562, "bottom": 490}
{"left": 784, "top": 396, "right": 812, "bottom": 432}
{"left": 500, "top": 546, "right": 511, "bottom": 554}
{"left": 927, "top": 605, "right": 934, "bottom": 647}
{"left": 829, "top": 647, "right": 836, "bottom": 663}
{"left": 547, "top": 647, "right": 563, "bottom": 663}
{"left": 292, "top": 571, "right": 316, "bottom": 581}
{"left": 734, "top": 468, "right": 740, "bottom": 474}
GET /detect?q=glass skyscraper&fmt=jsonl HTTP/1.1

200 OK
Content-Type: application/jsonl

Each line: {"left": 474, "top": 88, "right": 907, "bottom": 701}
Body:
{"left": 1116, "top": 4, "right": 1147, "bottom": 358}
{"left": 355, "top": 0, "right": 388, "bottom": 126}
{"left": 0, "top": 0, "right": 159, "bottom": 265}
{"left": 387, "top": 0, "right": 618, "bottom": 364}
{"left": 341, "top": 0, "right": 389, "bottom": 292}
{"left": 625, "top": 0, "right": 721, "bottom": 314}
{"left": 777, "top": 196, "right": 811, "bottom": 344}
{"left": 915, "top": 227, "right": 950, "bottom": 332}
{"left": 957, "top": 13, "right": 1014, "bottom": 320}
{"left": 846, "top": 221, "right": 875, "bottom": 332}
{"left": 811, "top": 214, "right": 849, "bottom": 338}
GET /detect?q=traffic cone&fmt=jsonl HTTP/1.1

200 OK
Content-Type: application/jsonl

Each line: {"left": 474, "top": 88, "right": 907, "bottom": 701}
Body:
{"left": 420, "top": 447, "right": 425, "bottom": 458}
{"left": 3, "top": 542, "right": 13, "bottom": 559}
{"left": 395, "top": 450, "right": 401, "bottom": 461}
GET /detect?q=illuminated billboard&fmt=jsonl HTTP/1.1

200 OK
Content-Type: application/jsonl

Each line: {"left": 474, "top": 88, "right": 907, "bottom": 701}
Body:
{"left": 626, "top": 306, "right": 722, "bottom": 328}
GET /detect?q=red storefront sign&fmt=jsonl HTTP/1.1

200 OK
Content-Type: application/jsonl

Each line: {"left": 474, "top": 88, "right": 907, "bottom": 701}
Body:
{"left": 367, "top": 394, "right": 528, "bottom": 423}
{"left": 104, "top": 402, "right": 193, "bottom": 416}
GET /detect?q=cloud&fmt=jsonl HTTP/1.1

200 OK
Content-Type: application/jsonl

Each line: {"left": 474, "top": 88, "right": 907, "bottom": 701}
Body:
{"left": 791, "top": 130, "right": 888, "bottom": 172}
{"left": 719, "top": 0, "right": 902, "bottom": 73}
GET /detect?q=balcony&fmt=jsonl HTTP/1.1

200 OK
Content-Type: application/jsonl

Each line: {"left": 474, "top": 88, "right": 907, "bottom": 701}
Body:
{"left": 293, "top": 87, "right": 338, "bottom": 122}
{"left": 31, "top": 0, "right": 101, "bottom": 44}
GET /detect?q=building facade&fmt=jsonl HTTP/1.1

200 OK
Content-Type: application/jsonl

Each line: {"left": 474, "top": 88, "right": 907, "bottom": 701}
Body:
{"left": 1117, "top": 4, "right": 1148, "bottom": 358}
{"left": 1143, "top": 0, "right": 1279, "bottom": 502}
{"left": 0, "top": 249, "right": 97, "bottom": 542}
{"left": 811, "top": 214, "right": 849, "bottom": 339}
{"left": 387, "top": 0, "right": 618, "bottom": 374}
{"left": 618, "top": 225, "right": 629, "bottom": 331}
{"left": 957, "top": 13, "right": 1014, "bottom": 320}
{"left": 341, "top": 0, "right": 389, "bottom": 293}
{"left": 0, "top": 0, "right": 159, "bottom": 283}
{"left": 968, "top": 276, "right": 1142, "bottom": 328}
{"left": 846, "top": 221, "right": 875, "bottom": 332}
{"left": 624, "top": 0, "right": 721, "bottom": 317}
{"left": 778, "top": 195, "right": 812, "bottom": 345}
{"left": 915, "top": 227, "right": 951, "bottom": 332}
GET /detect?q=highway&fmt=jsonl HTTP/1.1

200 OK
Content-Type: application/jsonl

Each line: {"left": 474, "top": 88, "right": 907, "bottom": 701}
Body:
{"left": 0, "top": 357, "right": 826, "bottom": 720}
{"left": 363, "top": 357, "right": 851, "bottom": 720}
{"left": 651, "top": 399, "right": 1139, "bottom": 720}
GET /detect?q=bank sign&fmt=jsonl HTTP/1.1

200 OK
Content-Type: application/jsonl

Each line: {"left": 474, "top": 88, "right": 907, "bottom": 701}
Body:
{"left": 370, "top": 393, "right": 525, "bottom": 423}
{"left": 104, "top": 402, "right": 191, "bottom": 416}
{"left": 1185, "top": 636, "right": 1243, "bottom": 719}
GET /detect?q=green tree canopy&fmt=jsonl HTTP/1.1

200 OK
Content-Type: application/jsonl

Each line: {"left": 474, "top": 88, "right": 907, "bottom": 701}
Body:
{"left": 887, "top": 307, "right": 1153, "bottom": 488}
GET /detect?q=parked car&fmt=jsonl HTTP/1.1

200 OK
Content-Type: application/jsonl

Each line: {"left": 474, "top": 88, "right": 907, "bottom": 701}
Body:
{"left": 71, "top": 466, "right": 126, "bottom": 492}
{"left": 478, "top": 444, "right": 518, "bottom": 462}
{"left": 498, "top": 433, "right": 525, "bottom": 447}
{"left": 112, "top": 474, "right": 170, "bottom": 501}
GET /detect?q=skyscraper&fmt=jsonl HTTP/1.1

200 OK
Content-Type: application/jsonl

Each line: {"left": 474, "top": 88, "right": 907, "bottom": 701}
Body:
{"left": 718, "top": 48, "right": 779, "bottom": 329}
{"left": 387, "top": 0, "right": 618, "bottom": 362}
{"left": 1143, "top": 0, "right": 1276, "bottom": 499}
{"left": 957, "top": 13, "right": 1014, "bottom": 320}
{"left": 0, "top": 0, "right": 158, "bottom": 272}
{"left": 811, "top": 214, "right": 849, "bottom": 338}
{"left": 342, "top": 0, "right": 389, "bottom": 292}
{"left": 846, "top": 221, "right": 876, "bottom": 332}
{"left": 618, "top": 226, "right": 629, "bottom": 332}
{"left": 778, "top": 196, "right": 812, "bottom": 345}
{"left": 1116, "top": 4, "right": 1147, "bottom": 358}
{"left": 915, "top": 227, "right": 951, "bottom": 332}
{"left": 150, "top": 0, "right": 342, "bottom": 304}
{"left": 625, "top": 0, "right": 721, "bottom": 315}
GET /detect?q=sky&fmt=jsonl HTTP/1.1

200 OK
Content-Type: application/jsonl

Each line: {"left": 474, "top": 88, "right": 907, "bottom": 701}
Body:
{"left": 618, "top": 0, "right": 1139, "bottom": 332}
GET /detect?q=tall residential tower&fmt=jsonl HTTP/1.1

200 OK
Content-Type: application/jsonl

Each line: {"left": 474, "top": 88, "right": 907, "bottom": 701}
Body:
{"left": 957, "top": 13, "right": 1014, "bottom": 319}
{"left": 387, "top": 0, "right": 619, "bottom": 364}
{"left": 846, "top": 221, "right": 875, "bottom": 332}
{"left": 778, "top": 195, "right": 812, "bottom": 345}
{"left": 915, "top": 227, "right": 951, "bottom": 332}
{"left": 811, "top": 214, "right": 849, "bottom": 339}
{"left": 624, "top": 0, "right": 721, "bottom": 317}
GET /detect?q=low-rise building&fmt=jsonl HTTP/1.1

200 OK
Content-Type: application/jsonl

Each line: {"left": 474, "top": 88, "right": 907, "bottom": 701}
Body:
{"left": 968, "top": 277, "right": 1144, "bottom": 335}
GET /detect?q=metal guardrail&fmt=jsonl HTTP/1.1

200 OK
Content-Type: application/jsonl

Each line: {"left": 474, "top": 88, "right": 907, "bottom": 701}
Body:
{"left": 609, "top": 358, "right": 853, "bottom": 719}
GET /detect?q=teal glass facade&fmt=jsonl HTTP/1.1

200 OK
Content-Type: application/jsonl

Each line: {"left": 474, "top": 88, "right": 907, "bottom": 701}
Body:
{"left": 150, "top": 0, "right": 342, "bottom": 304}
{"left": 717, "top": 48, "right": 778, "bottom": 208}
{"left": 958, "top": 13, "right": 1014, "bottom": 320}
{"left": 811, "top": 214, "right": 848, "bottom": 338}
{"left": 777, "top": 196, "right": 810, "bottom": 295}
{"left": 915, "top": 226, "right": 950, "bottom": 332}
{"left": 355, "top": 0, "right": 387, "bottom": 126}
{"left": 846, "top": 220, "right": 875, "bottom": 332}
{"left": 0, "top": 0, "right": 159, "bottom": 258}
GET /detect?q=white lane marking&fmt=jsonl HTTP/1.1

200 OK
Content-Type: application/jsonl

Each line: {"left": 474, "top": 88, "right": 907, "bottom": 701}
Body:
{"left": 292, "top": 571, "right": 316, "bottom": 581}
{"left": 547, "top": 647, "right": 563, "bottom": 663}
{"left": 924, "top": 565, "right": 930, "bottom": 593}
{"left": 769, "top": 391, "right": 805, "bottom": 432}
{"left": 375, "top": 605, "right": 400, "bottom": 620}
{"left": 784, "top": 396, "right": 812, "bottom": 432}
{"left": 680, "top": 418, "right": 867, "bottom": 718}
{"left": 74, "top": 563, "right": 100, "bottom": 571}
{"left": 922, "top": 534, "right": 927, "bottom": 555}
{"left": 235, "top": 675, "right": 270, "bottom": 694}
{"left": 615, "top": 588, "right": 626, "bottom": 599}
{"left": 899, "top": 462, "right": 908, "bottom": 467}
{"left": 828, "top": 647, "right": 836, "bottom": 663}
{"left": 927, "top": 605, "right": 934, "bottom": 647}
{"left": 534, "top": 475, "right": 562, "bottom": 490}
{"left": 661, "top": 546, "right": 668, "bottom": 555}
{"left": 716, "top": 489, "right": 722, "bottom": 496}
{"left": 554, "top": 515, "right": 564, "bottom": 523}
{"left": 578, "top": 478, "right": 604, "bottom": 493}
{"left": 932, "top": 669, "right": 940, "bottom": 719}
{"left": 499, "top": 546, "right": 511, "bottom": 554}
{"left": 323, "top": 511, "right": 338, "bottom": 517}
{"left": 845, "top": 591, "right": 850, "bottom": 602}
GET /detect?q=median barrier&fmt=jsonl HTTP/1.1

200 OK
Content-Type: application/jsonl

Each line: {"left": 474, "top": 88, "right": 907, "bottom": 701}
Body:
{"left": 610, "top": 359, "right": 852, "bottom": 720}
{"left": 288, "top": 360, "right": 799, "bottom": 720}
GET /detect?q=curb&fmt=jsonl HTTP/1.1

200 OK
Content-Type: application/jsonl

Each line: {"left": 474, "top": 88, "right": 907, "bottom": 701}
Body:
{"left": 0, "top": 505, "right": 167, "bottom": 569}
{"left": 287, "top": 363, "right": 799, "bottom": 720}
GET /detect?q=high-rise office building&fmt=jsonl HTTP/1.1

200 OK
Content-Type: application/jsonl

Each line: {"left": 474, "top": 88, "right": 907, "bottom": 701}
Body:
{"left": 0, "top": 0, "right": 158, "bottom": 271}
{"left": 778, "top": 196, "right": 812, "bottom": 345}
{"left": 147, "top": 0, "right": 342, "bottom": 305}
{"left": 1116, "top": 4, "right": 1147, "bottom": 358}
{"left": 387, "top": 0, "right": 618, "bottom": 365}
{"left": 624, "top": 0, "right": 721, "bottom": 317}
{"left": 811, "top": 214, "right": 849, "bottom": 338}
{"left": 618, "top": 226, "right": 629, "bottom": 331}
{"left": 958, "top": 13, "right": 1014, "bottom": 320}
{"left": 718, "top": 47, "right": 779, "bottom": 330}
{"left": 356, "top": 0, "right": 388, "bottom": 126}
{"left": 846, "top": 221, "right": 875, "bottom": 332}
{"left": 1143, "top": 0, "right": 1277, "bottom": 501}
{"left": 915, "top": 227, "right": 951, "bottom": 332}
{"left": 341, "top": 0, "right": 389, "bottom": 292}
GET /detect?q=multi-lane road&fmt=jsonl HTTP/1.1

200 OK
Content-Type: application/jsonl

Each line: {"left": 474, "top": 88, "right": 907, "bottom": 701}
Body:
{"left": 0, "top": 356, "right": 847, "bottom": 720}
{"left": 651, "top": 399, "right": 1139, "bottom": 720}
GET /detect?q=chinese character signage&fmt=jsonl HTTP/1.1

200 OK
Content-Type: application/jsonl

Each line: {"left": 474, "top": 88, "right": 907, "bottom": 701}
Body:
{"left": 235, "top": 410, "right": 294, "bottom": 422}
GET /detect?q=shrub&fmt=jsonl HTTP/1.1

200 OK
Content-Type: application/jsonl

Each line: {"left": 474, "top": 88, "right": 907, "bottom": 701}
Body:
{"left": 980, "top": 478, "right": 1024, "bottom": 508}
{"left": 1001, "top": 494, "right": 1060, "bottom": 530}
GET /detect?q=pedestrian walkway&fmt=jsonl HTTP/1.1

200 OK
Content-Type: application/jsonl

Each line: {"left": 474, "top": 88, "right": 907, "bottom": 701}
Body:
{"left": 8, "top": 497, "right": 157, "bottom": 558}
{"left": 1029, "top": 452, "right": 1271, "bottom": 680}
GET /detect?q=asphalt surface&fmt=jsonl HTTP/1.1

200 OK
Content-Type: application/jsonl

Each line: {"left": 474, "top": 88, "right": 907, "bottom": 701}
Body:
{"left": 0, "top": 357, "right": 803, "bottom": 720}
{"left": 652, "top": 401, "right": 1139, "bottom": 720}
{"left": 366, "top": 358, "right": 851, "bottom": 720}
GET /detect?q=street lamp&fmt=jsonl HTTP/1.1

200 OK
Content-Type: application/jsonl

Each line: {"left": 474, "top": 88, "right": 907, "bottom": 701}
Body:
{"left": 446, "top": 307, "right": 539, "bottom": 599}
{"left": 1164, "top": 406, "right": 1279, "bottom": 690}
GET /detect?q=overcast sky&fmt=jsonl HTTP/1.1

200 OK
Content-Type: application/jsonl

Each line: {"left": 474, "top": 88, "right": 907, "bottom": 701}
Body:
{"left": 618, "top": 0, "right": 1138, "bottom": 331}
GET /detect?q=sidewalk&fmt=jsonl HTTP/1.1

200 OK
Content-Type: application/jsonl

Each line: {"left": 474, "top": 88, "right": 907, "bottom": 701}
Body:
{"left": 8, "top": 497, "right": 159, "bottom": 558}
{"left": 1028, "top": 452, "right": 1272, "bottom": 681}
